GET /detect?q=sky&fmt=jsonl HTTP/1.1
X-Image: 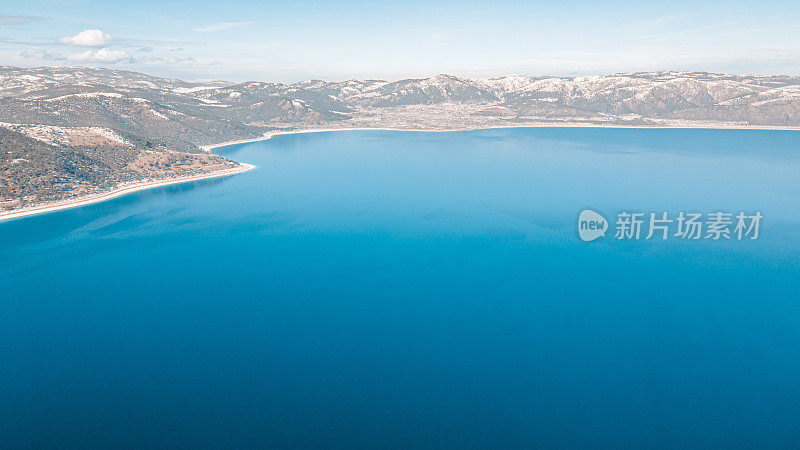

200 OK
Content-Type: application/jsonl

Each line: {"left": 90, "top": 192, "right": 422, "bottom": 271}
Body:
{"left": 1, "top": 0, "right": 799, "bottom": 82}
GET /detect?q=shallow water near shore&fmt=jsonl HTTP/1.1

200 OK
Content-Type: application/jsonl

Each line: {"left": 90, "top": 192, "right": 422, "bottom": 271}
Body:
{"left": 2, "top": 127, "right": 799, "bottom": 447}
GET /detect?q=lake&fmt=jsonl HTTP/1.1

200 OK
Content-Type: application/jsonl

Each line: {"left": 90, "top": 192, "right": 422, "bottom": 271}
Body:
{"left": 1, "top": 127, "right": 799, "bottom": 447}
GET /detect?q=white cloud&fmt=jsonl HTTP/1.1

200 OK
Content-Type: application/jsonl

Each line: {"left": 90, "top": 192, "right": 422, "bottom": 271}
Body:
{"left": 59, "top": 29, "right": 113, "bottom": 47}
{"left": 194, "top": 22, "right": 251, "bottom": 32}
{"left": 68, "top": 48, "right": 132, "bottom": 63}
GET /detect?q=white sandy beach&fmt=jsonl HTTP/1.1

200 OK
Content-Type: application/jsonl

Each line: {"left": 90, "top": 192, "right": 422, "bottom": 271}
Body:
{"left": 0, "top": 163, "right": 255, "bottom": 222}
{"left": 199, "top": 127, "right": 479, "bottom": 152}
{"left": 199, "top": 123, "right": 800, "bottom": 152}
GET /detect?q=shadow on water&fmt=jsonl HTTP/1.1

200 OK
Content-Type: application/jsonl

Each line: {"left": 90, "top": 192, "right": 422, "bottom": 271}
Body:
{"left": 141, "top": 173, "right": 230, "bottom": 197}
{"left": 0, "top": 172, "right": 237, "bottom": 247}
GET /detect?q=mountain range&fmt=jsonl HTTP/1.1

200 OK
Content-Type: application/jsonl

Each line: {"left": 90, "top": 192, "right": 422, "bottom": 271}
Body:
{"left": 2, "top": 66, "right": 799, "bottom": 212}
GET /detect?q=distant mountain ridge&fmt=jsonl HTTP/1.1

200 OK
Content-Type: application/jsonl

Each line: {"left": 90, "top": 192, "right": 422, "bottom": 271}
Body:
{"left": 1, "top": 66, "right": 799, "bottom": 212}
{"left": 3, "top": 66, "right": 800, "bottom": 131}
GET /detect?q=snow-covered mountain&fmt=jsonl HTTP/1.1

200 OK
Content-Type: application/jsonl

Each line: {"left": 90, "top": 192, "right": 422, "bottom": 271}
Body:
{"left": 2, "top": 66, "right": 800, "bottom": 211}
{"left": 3, "top": 67, "right": 799, "bottom": 132}
{"left": 283, "top": 70, "right": 800, "bottom": 126}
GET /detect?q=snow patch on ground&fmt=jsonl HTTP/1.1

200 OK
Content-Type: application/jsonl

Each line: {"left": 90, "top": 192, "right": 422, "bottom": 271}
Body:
{"left": 0, "top": 122, "right": 132, "bottom": 147}
{"left": 44, "top": 92, "right": 125, "bottom": 102}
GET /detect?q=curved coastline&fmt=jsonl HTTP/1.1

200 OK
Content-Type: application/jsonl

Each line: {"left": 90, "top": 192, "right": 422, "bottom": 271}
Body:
{"left": 199, "top": 123, "right": 800, "bottom": 152}
{"left": 0, "top": 163, "right": 255, "bottom": 222}
{"left": 199, "top": 127, "right": 481, "bottom": 152}
{"left": 3, "top": 123, "right": 799, "bottom": 222}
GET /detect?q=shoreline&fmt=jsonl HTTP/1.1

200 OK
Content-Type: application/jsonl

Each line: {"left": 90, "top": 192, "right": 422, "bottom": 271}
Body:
{"left": 0, "top": 163, "right": 255, "bottom": 222}
{"left": 4, "top": 122, "right": 799, "bottom": 222}
{"left": 200, "top": 127, "right": 494, "bottom": 151}
{"left": 199, "top": 122, "right": 800, "bottom": 152}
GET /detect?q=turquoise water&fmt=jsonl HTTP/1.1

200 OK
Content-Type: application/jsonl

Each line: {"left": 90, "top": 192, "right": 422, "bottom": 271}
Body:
{"left": 1, "top": 128, "right": 799, "bottom": 447}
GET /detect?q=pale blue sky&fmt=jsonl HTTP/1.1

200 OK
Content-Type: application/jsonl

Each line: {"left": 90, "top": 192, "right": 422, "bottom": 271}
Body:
{"left": 1, "top": 0, "right": 799, "bottom": 81}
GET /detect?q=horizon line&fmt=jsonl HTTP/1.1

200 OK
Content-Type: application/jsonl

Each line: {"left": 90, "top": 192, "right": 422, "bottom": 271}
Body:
{"left": 4, "top": 63, "right": 799, "bottom": 85}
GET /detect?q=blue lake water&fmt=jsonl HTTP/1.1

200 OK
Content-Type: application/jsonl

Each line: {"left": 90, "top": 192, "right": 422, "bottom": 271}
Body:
{"left": 1, "top": 127, "right": 799, "bottom": 447}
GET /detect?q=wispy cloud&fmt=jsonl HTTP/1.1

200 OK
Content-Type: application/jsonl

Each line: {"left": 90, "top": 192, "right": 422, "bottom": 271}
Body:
{"left": 615, "top": 13, "right": 694, "bottom": 33}
{"left": 140, "top": 55, "right": 197, "bottom": 65}
{"left": 636, "top": 22, "right": 741, "bottom": 40}
{"left": 0, "top": 15, "right": 41, "bottom": 26}
{"left": 194, "top": 22, "right": 251, "bottom": 32}
{"left": 20, "top": 49, "right": 65, "bottom": 61}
